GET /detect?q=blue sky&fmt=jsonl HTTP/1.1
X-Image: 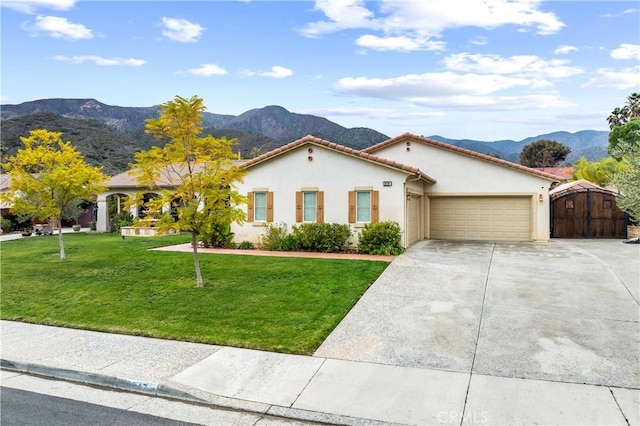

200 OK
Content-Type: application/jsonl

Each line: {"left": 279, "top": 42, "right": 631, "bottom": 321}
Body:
{"left": 2, "top": 0, "right": 639, "bottom": 141}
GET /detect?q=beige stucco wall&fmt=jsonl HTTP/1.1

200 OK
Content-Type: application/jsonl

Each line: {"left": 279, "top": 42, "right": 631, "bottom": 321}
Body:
{"left": 371, "top": 140, "right": 555, "bottom": 241}
{"left": 232, "top": 143, "right": 412, "bottom": 246}
{"left": 96, "top": 189, "right": 161, "bottom": 232}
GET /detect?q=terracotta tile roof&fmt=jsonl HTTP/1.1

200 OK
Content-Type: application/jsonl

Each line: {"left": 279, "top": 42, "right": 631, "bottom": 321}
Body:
{"left": 105, "top": 160, "right": 247, "bottom": 189}
{"left": 240, "top": 135, "right": 436, "bottom": 183}
{"left": 534, "top": 166, "right": 574, "bottom": 180}
{"left": 550, "top": 179, "right": 618, "bottom": 197}
{"left": 363, "top": 132, "right": 561, "bottom": 182}
{"left": 106, "top": 170, "right": 138, "bottom": 188}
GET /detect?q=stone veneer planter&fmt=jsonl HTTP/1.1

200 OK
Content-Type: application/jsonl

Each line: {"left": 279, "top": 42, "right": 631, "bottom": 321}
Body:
{"left": 120, "top": 226, "right": 177, "bottom": 237}
{"left": 627, "top": 225, "right": 640, "bottom": 239}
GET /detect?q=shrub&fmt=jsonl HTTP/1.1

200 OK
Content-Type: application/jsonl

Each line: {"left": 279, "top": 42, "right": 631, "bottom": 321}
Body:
{"left": 111, "top": 212, "right": 134, "bottom": 233}
{"left": 1, "top": 217, "right": 11, "bottom": 233}
{"left": 358, "top": 221, "right": 405, "bottom": 255}
{"left": 261, "top": 222, "right": 289, "bottom": 251}
{"left": 2, "top": 212, "right": 33, "bottom": 232}
{"left": 292, "top": 223, "right": 352, "bottom": 253}
{"left": 280, "top": 234, "right": 300, "bottom": 251}
{"left": 200, "top": 221, "right": 235, "bottom": 248}
{"left": 238, "top": 241, "right": 254, "bottom": 250}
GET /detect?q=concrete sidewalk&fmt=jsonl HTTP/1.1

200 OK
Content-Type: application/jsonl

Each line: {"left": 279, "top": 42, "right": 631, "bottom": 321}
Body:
{"left": 1, "top": 320, "right": 636, "bottom": 425}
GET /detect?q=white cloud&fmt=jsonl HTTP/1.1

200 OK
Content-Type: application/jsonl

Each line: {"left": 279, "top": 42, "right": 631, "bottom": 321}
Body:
{"left": 332, "top": 69, "right": 578, "bottom": 111}
{"left": 582, "top": 67, "right": 640, "bottom": 90}
{"left": 300, "top": 0, "right": 563, "bottom": 53}
{"left": 334, "top": 72, "right": 546, "bottom": 99}
{"left": 554, "top": 45, "right": 578, "bottom": 55}
{"left": 470, "top": 36, "right": 488, "bottom": 46}
{"left": 187, "top": 63, "right": 227, "bottom": 76}
{"left": 610, "top": 43, "right": 640, "bottom": 60}
{"left": 243, "top": 66, "right": 293, "bottom": 78}
{"left": 161, "top": 17, "right": 204, "bottom": 43}
{"left": 54, "top": 55, "right": 145, "bottom": 66}
{"left": 443, "top": 53, "right": 583, "bottom": 79}
{"left": 23, "top": 15, "right": 93, "bottom": 39}
{"left": 356, "top": 34, "right": 446, "bottom": 52}
{"left": 299, "top": 0, "right": 378, "bottom": 38}
{"left": 603, "top": 8, "right": 640, "bottom": 18}
{"left": 1, "top": 0, "right": 74, "bottom": 14}
{"left": 302, "top": 106, "right": 445, "bottom": 122}
{"left": 409, "top": 94, "right": 572, "bottom": 110}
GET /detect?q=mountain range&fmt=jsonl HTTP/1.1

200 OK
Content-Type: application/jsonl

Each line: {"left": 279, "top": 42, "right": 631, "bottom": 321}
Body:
{"left": 1, "top": 98, "right": 609, "bottom": 175}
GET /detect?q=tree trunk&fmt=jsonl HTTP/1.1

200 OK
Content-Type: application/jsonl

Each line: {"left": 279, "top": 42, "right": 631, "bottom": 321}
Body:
{"left": 191, "top": 232, "right": 204, "bottom": 288}
{"left": 57, "top": 218, "right": 66, "bottom": 260}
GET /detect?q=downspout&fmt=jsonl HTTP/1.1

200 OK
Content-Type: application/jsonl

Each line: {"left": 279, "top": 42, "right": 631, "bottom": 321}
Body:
{"left": 404, "top": 172, "right": 424, "bottom": 247}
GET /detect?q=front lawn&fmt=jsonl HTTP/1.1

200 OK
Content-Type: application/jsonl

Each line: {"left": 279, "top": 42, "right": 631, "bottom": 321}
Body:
{"left": 0, "top": 233, "right": 388, "bottom": 354}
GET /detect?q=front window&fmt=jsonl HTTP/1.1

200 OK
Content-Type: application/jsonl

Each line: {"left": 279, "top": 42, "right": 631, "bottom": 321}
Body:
{"left": 254, "top": 192, "right": 267, "bottom": 221}
{"left": 356, "top": 191, "right": 371, "bottom": 222}
{"left": 303, "top": 192, "right": 317, "bottom": 222}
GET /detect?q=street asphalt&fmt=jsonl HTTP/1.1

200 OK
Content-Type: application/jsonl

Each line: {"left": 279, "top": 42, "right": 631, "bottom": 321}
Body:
{"left": 1, "top": 239, "right": 638, "bottom": 425}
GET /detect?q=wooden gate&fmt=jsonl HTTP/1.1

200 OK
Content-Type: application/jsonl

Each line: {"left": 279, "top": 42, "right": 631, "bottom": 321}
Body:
{"left": 551, "top": 189, "right": 628, "bottom": 238}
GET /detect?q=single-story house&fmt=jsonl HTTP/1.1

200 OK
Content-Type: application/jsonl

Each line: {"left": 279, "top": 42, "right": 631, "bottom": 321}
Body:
{"left": 96, "top": 133, "right": 560, "bottom": 246}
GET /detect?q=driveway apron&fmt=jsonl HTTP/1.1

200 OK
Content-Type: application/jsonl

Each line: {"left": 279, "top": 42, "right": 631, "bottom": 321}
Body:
{"left": 315, "top": 240, "right": 494, "bottom": 372}
{"left": 314, "top": 239, "right": 640, "bottom": 389}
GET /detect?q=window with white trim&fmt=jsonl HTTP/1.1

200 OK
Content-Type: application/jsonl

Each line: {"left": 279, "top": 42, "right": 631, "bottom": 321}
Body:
{"left": 296, "top": 190, "right": 324, "bottom": 223}
{"left": 247, "top": 191, "right": 273, "bottom": 222}
{"left": 254, "top": 192, "right": 267, "bottom": 221}
{"left": 348, "top": 190, "right": 379, "bottom": 223}
{"left": 303, "top": 192, "right": 317, "bottom": 222}
{"left": 356, "top": 191, "right": 371, "bottom": 222}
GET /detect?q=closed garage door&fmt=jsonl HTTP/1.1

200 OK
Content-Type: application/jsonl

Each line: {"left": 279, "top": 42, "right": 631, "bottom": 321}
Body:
{"left": 406, "top": 194, "right": 421, "bottom": 245}
{"left": 429, "top": 196, "right": 532, "bottom": 241}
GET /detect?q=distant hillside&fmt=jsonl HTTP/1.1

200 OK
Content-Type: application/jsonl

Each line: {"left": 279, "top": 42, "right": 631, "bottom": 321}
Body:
{"left": 1, "top": 98, "right": 390, "bottom": 155}
{"left": 1, "top": 112, "right": 141, "bottom": 175}
{"left": 429, "top": 130, "right": 609, "bottom": 163}
{"left": 1, "top": 98, "right": 611, "bottom": 175}
{"left": 1, "top": 99, "right": 160, "bottom": 132}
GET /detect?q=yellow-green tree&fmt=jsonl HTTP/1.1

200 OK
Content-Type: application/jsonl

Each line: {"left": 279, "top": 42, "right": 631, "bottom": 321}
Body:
{"left": 572, "top": 156, "right": 624, "bottom": 187}
{"left": 2, "top": 130, "right": 107, "bottom": 259}
{"left": 130, "top": 95, "right": 246, "bottom": 287}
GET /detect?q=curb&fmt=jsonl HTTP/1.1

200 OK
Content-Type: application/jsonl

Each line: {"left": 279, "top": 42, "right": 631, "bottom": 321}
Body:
{"left": 0, "top": 359, "right": 394, "bottom": 426}
{"left": 0, "top": 359, "right": 201, "bottom": 402}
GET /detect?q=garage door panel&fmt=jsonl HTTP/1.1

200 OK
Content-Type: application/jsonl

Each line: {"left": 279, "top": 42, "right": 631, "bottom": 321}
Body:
{"left": 430, "top": 196, "right": 531, "bottom": 241}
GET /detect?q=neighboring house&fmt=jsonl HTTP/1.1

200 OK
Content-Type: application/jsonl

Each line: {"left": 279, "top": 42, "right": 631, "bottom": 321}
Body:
{"left": 96, "top": 133, "right": 560, "bottom": 245}
{"left": 0, "top": 174, "right": 94, "bottom": 227}
{"left": 534, "top": 166, "right": 574, "bottom": 181}
{"left": 0, "top": 174, "right": 11, "bottom": 216}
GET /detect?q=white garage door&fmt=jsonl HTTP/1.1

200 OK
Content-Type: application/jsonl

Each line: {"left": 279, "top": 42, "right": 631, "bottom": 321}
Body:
{"left": 406, "top": 194, "right": 421, "bottom": 245}
{"left": 429, "top": 196, "right": 532, "bottom": 241}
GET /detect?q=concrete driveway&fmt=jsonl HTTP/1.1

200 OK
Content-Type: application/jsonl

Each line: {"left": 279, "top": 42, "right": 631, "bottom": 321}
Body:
{"left": 315, "top": 239, "right": 640, "bottom": 389}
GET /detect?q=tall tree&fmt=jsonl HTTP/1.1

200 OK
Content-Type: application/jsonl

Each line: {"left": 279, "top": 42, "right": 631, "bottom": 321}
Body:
{"left": 2, "top": 130, "right": 106, "bottom": 259}
{"left": 130, "top": 95, "right": 247, "bottom": 288}
{"left": 607, "top": 92, "right": 640, "bottom": 130}
{"left": 607, "top": 93, "right": 640, "bottom": 223}
{"left": 610, "top": 134, "right": 640, "bottom": 222}
{"left": 519, "top": 139, "right": 571, "bottom": 168}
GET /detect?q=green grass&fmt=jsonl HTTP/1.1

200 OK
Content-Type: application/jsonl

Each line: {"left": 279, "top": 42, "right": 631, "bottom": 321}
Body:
{"left": 0, "top": 233, "right": 388, "bottom": 354}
